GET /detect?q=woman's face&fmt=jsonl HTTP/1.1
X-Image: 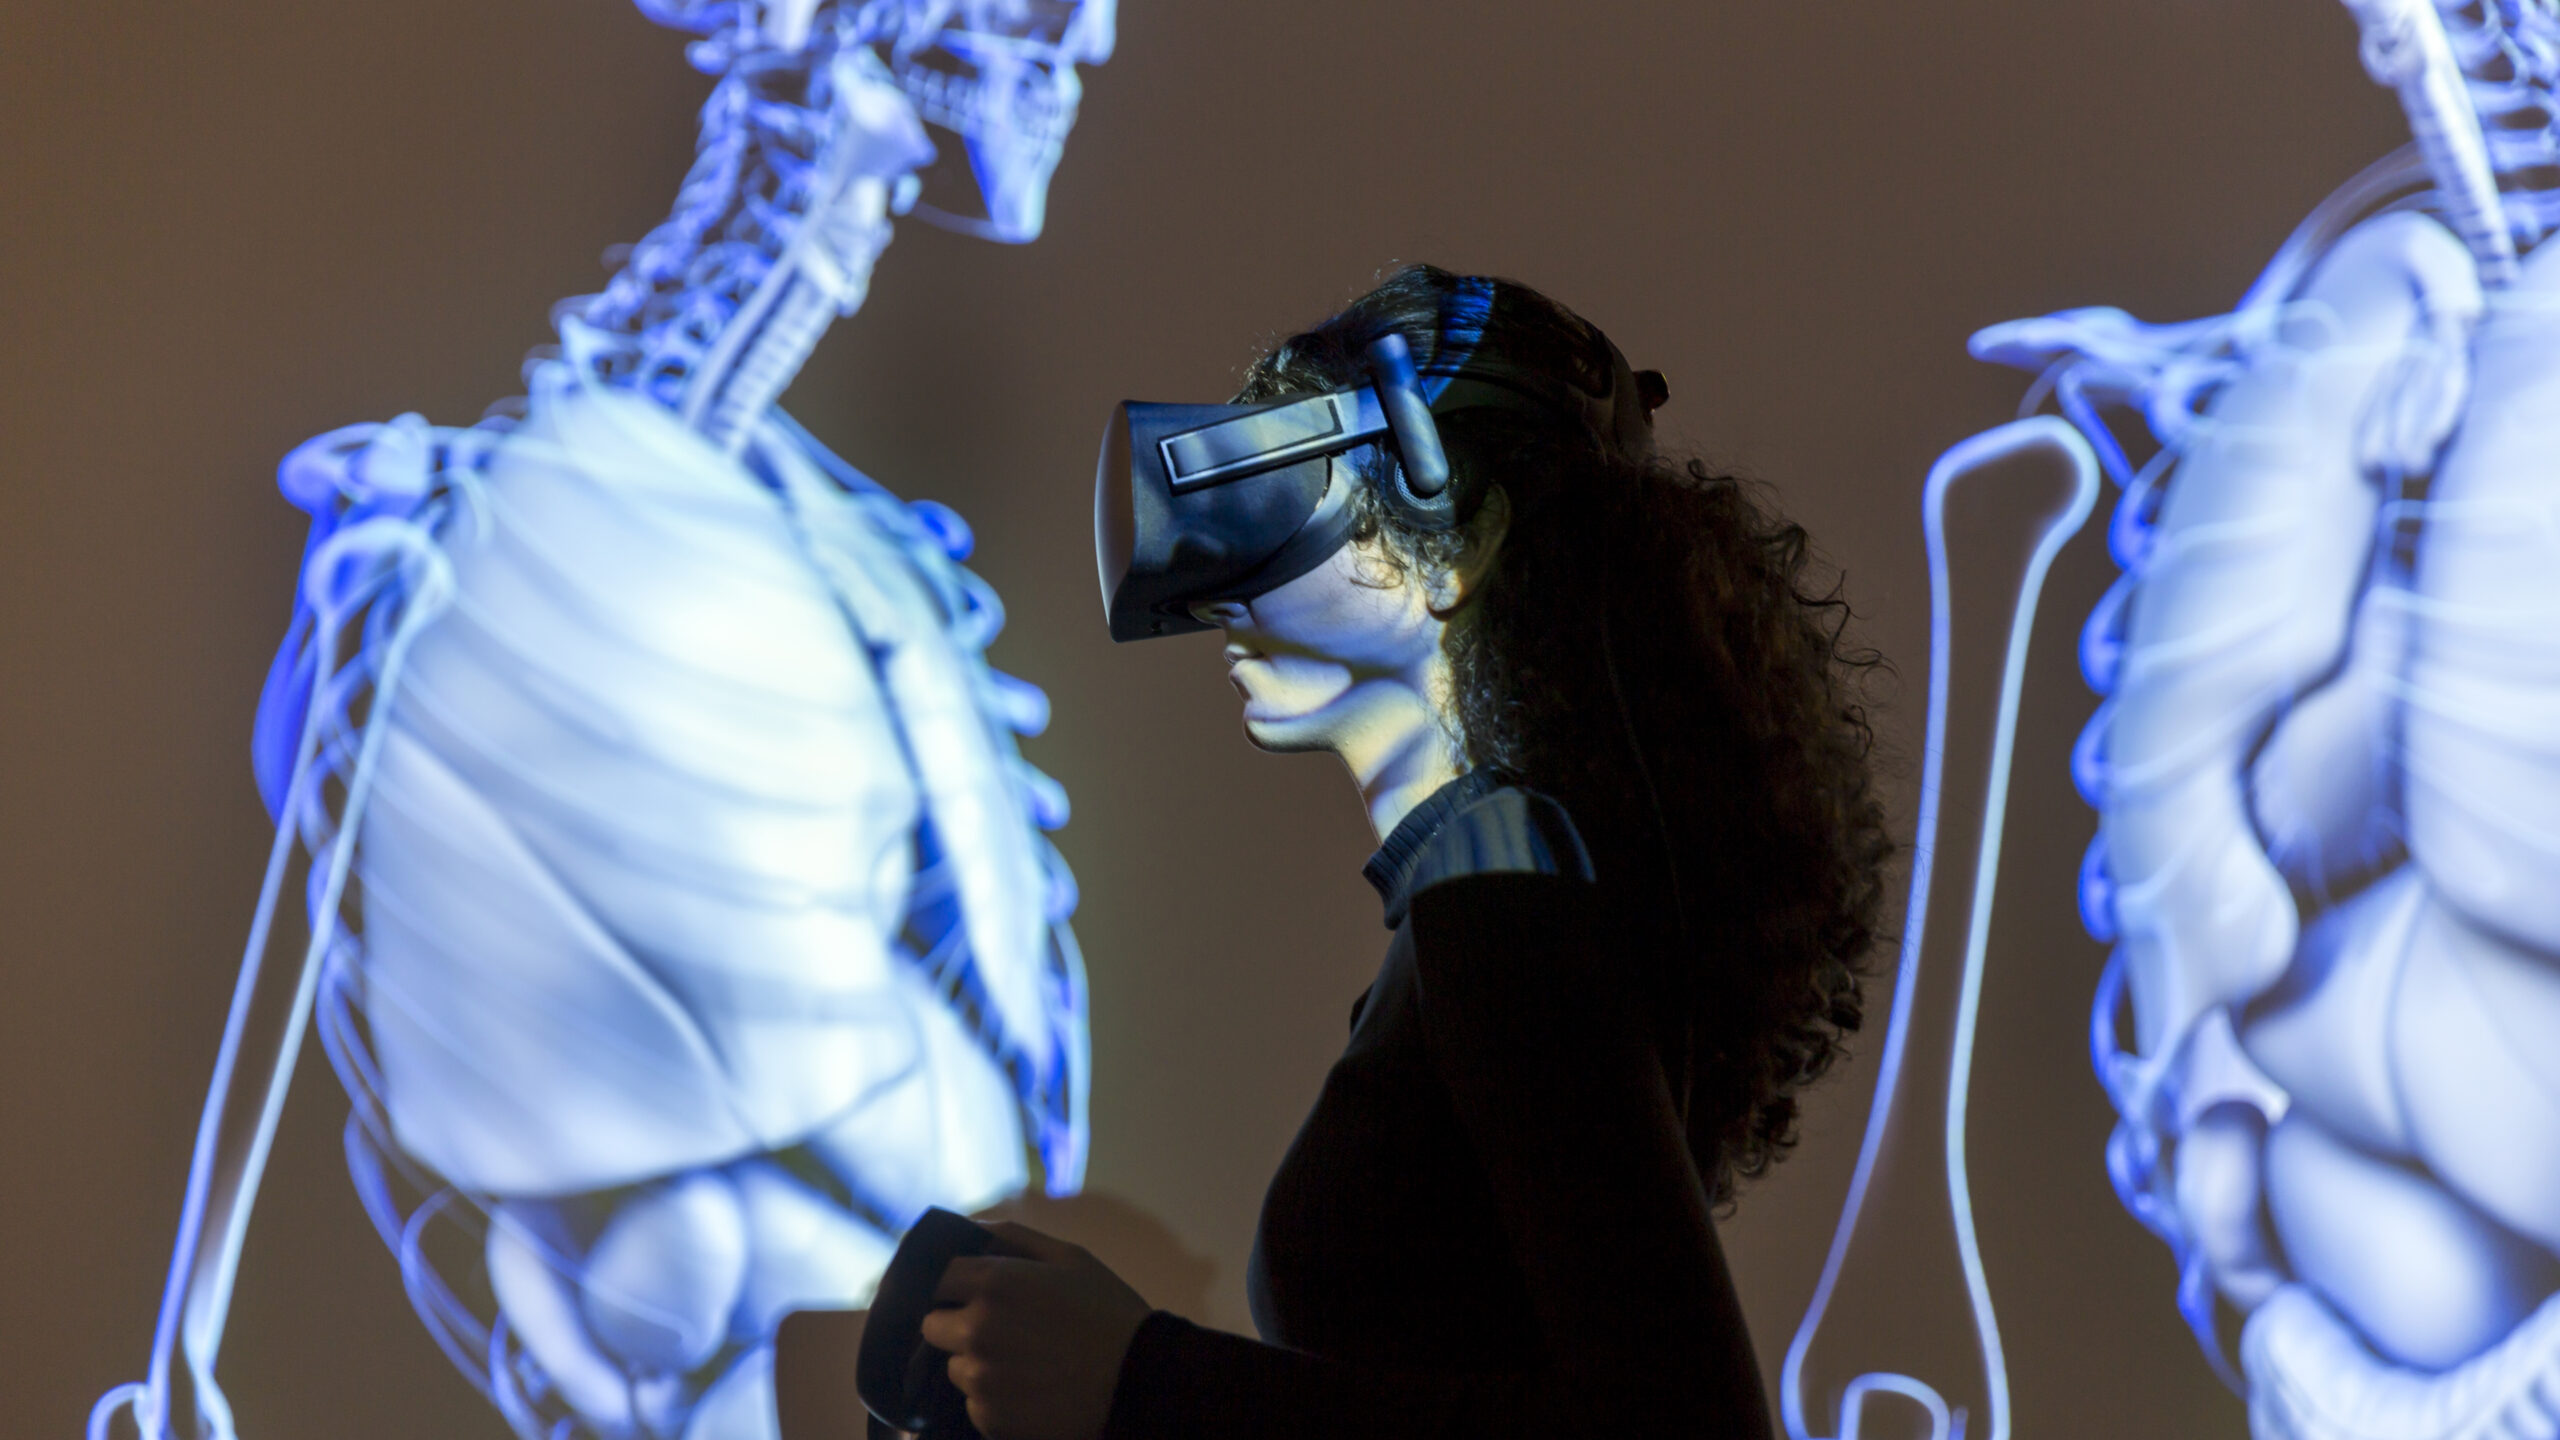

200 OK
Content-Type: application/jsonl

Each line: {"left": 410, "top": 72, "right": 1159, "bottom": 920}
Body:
{"left": 1188, "top": 471, "right": 1446, "bottom": 757}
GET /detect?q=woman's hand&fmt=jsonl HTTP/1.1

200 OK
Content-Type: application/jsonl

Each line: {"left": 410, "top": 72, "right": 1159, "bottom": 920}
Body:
{"left": 919, "top": 1221, "right": 1153, "bottom": 1440}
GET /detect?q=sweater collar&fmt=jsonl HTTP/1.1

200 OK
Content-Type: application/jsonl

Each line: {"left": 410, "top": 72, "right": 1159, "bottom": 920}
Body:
{"left": 1360, "top": 768, "right": 1506, "bottom": 929}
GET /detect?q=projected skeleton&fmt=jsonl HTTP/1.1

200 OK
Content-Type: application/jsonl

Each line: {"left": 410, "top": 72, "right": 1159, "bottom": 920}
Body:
{"left": 1784, "top": 4, "right": 2560, "bottom": 1438}
{"left": 92, "top": 4, "right": 1110, "bottom": 1439}
{"left": 1996, "top": 3, "right": 2560, "bottom": 1434}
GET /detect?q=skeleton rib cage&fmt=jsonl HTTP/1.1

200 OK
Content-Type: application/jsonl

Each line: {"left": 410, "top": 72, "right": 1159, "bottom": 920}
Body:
{"left": 94, "top": 5, "right": 1114, "bottom": 1439}
{"left": 1783, "top": 4, "right": 2560, "bottom": 1438}
{"left": 268, "top": 373, "right": 1089, "bottom": 1440}
{"left": 2020, "top": 1, "right": 2560, "bottom": 1434}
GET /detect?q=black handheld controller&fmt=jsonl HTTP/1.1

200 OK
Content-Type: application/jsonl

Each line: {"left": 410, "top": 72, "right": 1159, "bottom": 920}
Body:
{"left": 855, "top": 1208, "right": 997, "bottom": 1440}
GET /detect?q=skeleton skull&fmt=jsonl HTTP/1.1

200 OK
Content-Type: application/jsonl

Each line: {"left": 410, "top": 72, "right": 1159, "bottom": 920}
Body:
{"left": 872, "top": 0, "right": 1118, "bottom": 242}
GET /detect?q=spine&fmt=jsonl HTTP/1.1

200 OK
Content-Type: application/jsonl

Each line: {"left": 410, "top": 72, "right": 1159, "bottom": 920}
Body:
{"left": 562, "top": 19, "right": 919, "bottom": 443}
{"left": 2346, "top": 0, "right": 2522, "bottom": 284}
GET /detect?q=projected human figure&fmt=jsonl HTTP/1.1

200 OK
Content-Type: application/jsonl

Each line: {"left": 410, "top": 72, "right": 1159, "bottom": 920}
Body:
{"left": 93, "top": 4, "right": 1112, "bottom": 1439}
{"left": 2000, "top": 3, "right": 2560, "bottom": 1433}
{"left": 1785, "top": 3, "right": 2560, "bottom": 1438}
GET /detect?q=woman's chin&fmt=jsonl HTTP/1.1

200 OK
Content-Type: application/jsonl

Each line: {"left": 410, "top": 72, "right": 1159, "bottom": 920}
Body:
{"left": 1240, "top": 711, "right": 1330, "bottom": 755}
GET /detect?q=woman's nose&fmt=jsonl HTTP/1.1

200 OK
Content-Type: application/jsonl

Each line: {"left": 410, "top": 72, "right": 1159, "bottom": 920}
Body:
{"left": 1189, "top": 600, "right": 1248, "bottom": 627}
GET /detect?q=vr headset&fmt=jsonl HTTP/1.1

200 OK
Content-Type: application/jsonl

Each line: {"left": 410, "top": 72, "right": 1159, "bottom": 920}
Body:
{"left": 1094, "top": 279, "right": 1661, "bottom": 641}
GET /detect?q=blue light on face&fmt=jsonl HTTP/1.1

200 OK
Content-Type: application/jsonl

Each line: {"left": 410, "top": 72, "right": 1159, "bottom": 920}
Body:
{"left": 95, "top": 5, "right": 1105, "bottom": 1439}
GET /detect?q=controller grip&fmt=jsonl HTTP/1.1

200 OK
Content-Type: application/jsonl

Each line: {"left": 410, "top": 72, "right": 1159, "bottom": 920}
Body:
{"left": 855, "top": 1208, "right": 998, "bottom": 1440}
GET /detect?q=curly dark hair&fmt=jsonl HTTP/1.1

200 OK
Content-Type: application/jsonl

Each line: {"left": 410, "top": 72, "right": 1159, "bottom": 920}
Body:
{"left": 1236, "top": 265, "right": 1896, "bottom": 1206}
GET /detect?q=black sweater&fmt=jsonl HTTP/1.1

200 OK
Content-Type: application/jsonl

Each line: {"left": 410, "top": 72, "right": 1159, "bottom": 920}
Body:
{"left": 1101, "top": 774, "right": 1773, "bottom": 1439}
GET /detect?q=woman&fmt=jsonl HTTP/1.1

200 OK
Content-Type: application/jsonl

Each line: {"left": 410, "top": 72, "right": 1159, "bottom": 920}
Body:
{"left": 921, "top": 266, "right": 1894, "bottom": 1439}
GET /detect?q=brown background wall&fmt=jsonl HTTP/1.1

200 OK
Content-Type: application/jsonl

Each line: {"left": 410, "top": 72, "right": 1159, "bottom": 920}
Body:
{"left": 1, "top": 1, "right": 2407, "bottom": 1436}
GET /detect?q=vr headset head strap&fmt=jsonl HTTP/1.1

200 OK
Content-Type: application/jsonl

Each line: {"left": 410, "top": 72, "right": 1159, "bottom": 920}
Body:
{"left": 1367, "top": 276, "right": 1657, "bottom": 533}
{"left": 1096, "top": 275, "right": 1668, "bottom": 640}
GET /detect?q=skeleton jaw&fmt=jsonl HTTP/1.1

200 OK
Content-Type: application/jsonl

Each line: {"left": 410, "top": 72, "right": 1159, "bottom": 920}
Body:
{"left": 893, "top": 46, "right": 1083, "bottom": 241}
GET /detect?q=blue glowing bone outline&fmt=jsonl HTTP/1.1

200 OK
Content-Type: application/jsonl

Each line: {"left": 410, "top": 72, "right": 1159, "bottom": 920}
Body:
{"left": 1781, "top": 417, "right": 2099, "bottom": 1440}
{"left": 92, "top": 1, "right": 1111, "bottom": 1436}
{"left": 1935, "top": 2, "right": 2560, "bottom": 1424}
{"left": 90, "top": 495, "right": 467, "bottom": 1440}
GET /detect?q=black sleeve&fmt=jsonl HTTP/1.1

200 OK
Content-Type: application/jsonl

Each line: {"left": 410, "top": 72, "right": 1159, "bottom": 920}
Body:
{"left": 1101, "top": 873, "right": 1772, "bottom": 1440}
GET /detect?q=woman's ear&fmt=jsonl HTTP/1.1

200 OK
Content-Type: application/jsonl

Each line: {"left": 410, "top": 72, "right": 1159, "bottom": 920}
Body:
{"left": 1434, "top": 486, "right": 1511, "bottom": 616}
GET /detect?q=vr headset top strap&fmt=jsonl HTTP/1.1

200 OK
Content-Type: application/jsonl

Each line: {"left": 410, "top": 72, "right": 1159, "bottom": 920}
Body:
{"left": 1161, "top": 277, "right": 1655, "bottom": 534}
